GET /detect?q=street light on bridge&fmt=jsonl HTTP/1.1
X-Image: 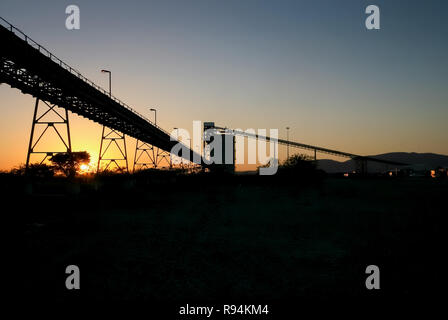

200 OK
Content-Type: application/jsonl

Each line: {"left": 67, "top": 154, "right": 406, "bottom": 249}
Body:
{"left": 286, "top": 127, "right": 290, "bottom": 160}
{"left": 98, "top": 68, "right": 128, "bottom": 173}
{"left": 100, "top": 69, "right": 111, "bottom": 96}
{"left": 149, "top": 108, "right": 157, "bottom": 125}
{"left": 186, "top": 138, "right": 191, "bottom": 149}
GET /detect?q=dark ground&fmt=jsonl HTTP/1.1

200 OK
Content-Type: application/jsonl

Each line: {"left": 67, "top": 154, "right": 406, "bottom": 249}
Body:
{"left": 5, "top": 172, "right": 447, "bottom": 309}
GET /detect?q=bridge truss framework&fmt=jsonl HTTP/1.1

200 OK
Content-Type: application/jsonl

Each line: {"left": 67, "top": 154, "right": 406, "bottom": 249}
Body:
{"left": 26, "top": 98, "right": 72, "bottom": 169}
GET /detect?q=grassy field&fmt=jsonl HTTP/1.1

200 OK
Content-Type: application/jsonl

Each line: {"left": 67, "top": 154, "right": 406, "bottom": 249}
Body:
{"left": 7, "top": 173, "right": 446, "bottom": 303}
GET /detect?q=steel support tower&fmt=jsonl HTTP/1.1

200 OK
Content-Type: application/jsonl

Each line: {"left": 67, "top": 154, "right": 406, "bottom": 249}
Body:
{"left": 133, "top": 139, "right": 157, "bottom": 171}
{"left": 155, "top": 148, "right": 173, "bottom": 168}
{"left": 26, "top": 98, "right": 72, "bottom": 170}
{"left": 97, "top": 126, "right": 129, "bottom": 172}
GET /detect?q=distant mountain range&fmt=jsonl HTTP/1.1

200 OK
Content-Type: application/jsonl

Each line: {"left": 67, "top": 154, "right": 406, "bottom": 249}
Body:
{"left": 316, "top": 152, "right": 448, "bottom": 173}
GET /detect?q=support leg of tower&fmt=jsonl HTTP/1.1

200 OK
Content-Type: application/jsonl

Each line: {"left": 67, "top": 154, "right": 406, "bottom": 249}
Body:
{"left": 133, "top": 140, "right": 157, "bottom": 172}
{"left": 26, "top": 98, "right": 72, "bottom": 172}
{"left": 97, "top": 126, "right": 129, "bottom": 173}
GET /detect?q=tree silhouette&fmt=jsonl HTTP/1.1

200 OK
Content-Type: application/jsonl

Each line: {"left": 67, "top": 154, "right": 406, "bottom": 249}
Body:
{"left": 278, "top": 154, "right": 316, "bottom": 177}
{"left": 49, "top": 151, "right": 90, "bottom": 177}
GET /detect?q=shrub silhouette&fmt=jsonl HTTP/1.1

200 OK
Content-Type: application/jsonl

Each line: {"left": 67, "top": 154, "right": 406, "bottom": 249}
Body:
{"left": 12, "top": 163, "right": 55, "bottom": 178}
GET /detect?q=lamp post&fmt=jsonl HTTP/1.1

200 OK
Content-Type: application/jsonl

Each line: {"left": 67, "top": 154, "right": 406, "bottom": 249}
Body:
{"left": 149, "top": 108, "right": 158, "bottom": 166}
{"left": 98, "top": 69, "right": 112, "bottom": 172}
{"left": 98, "top": 69, "right": 128, "bottom": 173}
{"left": 101, "top": 69, "right": 111, "bottom": 96}
{"left": 149, "top": 108, "right": 157, "bottom": 125}
{"left": 186, "top": 138, "right": 191, "bottom": 149}
{"left": 186, "top": 138, "right": 192, "bottom": 169}
{"left": 173, "top": 127, "right": 180, "bottom": 166}
{"left": 286, "top": 127, "right": 290, "bottom": 160}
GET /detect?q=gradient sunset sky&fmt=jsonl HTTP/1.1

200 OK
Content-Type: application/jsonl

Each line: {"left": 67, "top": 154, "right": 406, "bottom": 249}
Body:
{"left": 0, "top": 0, "right": 447, "bottom": 170}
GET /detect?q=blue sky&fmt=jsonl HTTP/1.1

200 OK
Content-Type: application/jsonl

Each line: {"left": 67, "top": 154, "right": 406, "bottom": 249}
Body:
{"left": 0, "top": 0, "right": 447, "bottom": 168}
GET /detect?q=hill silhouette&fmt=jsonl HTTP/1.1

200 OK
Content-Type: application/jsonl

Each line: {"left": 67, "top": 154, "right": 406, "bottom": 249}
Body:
{"left": 317, "top": 152, "right": 448, "bottom": 173}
